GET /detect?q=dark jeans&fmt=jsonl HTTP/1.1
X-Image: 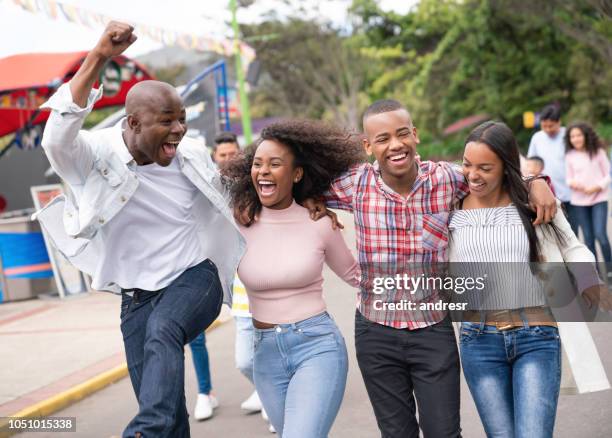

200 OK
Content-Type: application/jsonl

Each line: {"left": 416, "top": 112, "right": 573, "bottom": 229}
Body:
{"left": 568, "top": 201, "right": 612, "bottom": 262}
{"left": 120, "top": 259, "right": 223, "bottom": 438}
{"left": 355, "top": 311, "right": 461, "bottom": 438}
{"left": 561, "top": 201, "right": 579, "bottom": 236}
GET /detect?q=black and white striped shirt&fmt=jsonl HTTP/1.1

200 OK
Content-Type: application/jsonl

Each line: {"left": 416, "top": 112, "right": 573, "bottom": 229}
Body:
{"left": 449, "top": 205, "right": 547, "bottom": 310}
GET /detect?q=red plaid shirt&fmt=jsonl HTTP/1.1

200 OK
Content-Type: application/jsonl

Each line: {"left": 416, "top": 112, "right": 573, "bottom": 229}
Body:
{"left": 324, "top": 159, "right": 469, "bottom": 329}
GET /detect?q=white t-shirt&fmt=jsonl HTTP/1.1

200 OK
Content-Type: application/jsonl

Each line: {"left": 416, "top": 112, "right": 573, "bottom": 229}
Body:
{"left": 527, "top": 127, "right": 570, "bottom": 202}
{"left": 95, "top": 159, "right": 205, "bottom": 290}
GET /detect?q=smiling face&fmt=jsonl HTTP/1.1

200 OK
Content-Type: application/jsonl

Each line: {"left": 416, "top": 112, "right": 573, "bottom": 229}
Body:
{"left": 569, "top": 127, "right": 586, "bottom": 150}
{"left": 462, "top": 141, "right": 505, "bottom": 200}
{"left": 126, "top": 89, "right": 187, "bottom": 166}
{"left": 251, "top": 140, "right": 303, "bottom": 210}
{"left": 363, "top": 109, "right": 419, "bottom": 194}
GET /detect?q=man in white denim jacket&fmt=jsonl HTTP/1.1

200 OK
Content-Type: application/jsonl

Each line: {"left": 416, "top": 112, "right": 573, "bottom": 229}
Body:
{"left": 35, "top": 22, "right": 244, "bottom": 438}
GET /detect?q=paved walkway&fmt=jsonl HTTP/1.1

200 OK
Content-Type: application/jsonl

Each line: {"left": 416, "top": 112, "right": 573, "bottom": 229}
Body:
{"left": 1, "top": 211, "right": 611, "bottom": 437}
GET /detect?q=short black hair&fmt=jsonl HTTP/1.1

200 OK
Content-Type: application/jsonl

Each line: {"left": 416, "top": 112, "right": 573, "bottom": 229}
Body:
{"left": 214, "top": 131, "right": 238, "bottom": 146}
{"left": 527, "top": 156, "right": 544, "bottom": 165}
{"left": 540, "top": 104, "right": 561, "bottom": 122}
{"left": 362, "top": 99, "right": 410, "bottom": 128}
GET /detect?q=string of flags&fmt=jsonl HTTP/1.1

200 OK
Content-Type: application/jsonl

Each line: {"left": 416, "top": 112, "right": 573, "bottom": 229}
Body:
{"left": 11, "top": 0, "right": 256, "bottom": 62}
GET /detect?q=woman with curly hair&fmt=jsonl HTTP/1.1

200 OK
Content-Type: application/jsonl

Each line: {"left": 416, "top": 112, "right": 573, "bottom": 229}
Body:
{"left": 565, "top": 122, "right": 611, "bottom": 263}
{"left": 222, "top": 119, "right": 364, "bottom": 437}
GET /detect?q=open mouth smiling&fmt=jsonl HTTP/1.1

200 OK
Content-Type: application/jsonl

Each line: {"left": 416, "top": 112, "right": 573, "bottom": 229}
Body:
{"left": 258, "top": 180, "right": 277, "bottom": 196}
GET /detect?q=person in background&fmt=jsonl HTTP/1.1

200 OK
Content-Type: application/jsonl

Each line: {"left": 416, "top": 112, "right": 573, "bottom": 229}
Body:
{"left": 188, "top": 331, "right": 217, "bottom": 420}
{"left": 565, "top": 122, "right": 611, "bottom": 264}
{"left": 525, "top": 156, "right": 545, "bottom": 177}
{"left": 188, "top": 129, "right": 242, "bottom": 420}
{"left": 231, "top": 276, "right": 276, "bottom": 433}
{"left": 528, "top": 104, "right": 577, "bottom": 233}
{"left": 215, "top": 130, "right": 275, "bottom": 431}
{"left": 213, "top": 131, "right": 240, "bottom": 164}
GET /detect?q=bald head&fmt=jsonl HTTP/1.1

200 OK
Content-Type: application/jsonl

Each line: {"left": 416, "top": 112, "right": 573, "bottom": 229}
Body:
{"left": 125, "top": 80, "right": 181, "bottom": 115}
{"left": 123, "top": 80, "right": 187, "bottom": 167}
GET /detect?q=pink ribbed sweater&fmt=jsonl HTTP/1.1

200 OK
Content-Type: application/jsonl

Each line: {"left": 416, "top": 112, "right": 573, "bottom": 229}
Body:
{"left": 238, "top": 201, "right": 359, "bottom": 324}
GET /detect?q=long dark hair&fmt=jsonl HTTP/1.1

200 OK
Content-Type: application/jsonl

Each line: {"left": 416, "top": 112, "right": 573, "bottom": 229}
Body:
{"left": 565, "top": 122, "right": 606, "bottom": 159}
{"left": 222, "top": 119, "right": 365, "bottom": 226}
{"left": 465, "top": 121, "right": 564, "bottom": 262}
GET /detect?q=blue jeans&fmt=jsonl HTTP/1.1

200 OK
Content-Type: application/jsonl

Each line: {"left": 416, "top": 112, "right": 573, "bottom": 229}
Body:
{"left": 561, "top": 201, "right": 579, "bottom": 236}
{"left": 569, "top": 201, "right": 612, "bottom": 262}
{"left": 235, "top": 316, "right": 255, "bottom": 383}
{"left": 253, "top": 312, "right": 348, "bottom": 438}
{"left": 189, "top": 332, "right": 212, "bottom": 394}
{"left": 459, "top": 322, "right": 561, "bottom": 438}
{"left": 120, "top": 259, "right": 223, "bottom": 438}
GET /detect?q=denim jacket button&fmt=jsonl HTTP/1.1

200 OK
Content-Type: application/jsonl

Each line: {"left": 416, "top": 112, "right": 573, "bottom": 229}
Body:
{"left": 120, "top": 196, "right": 127, "bottom": 202}
{"left": 98, "top": 218, "right": 105, "bottom": 224}
{"left": 276, "top": 327, "right": 282, "bottom": 333}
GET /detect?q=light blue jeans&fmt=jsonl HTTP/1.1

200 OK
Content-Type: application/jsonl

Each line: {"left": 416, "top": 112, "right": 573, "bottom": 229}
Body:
{"left": 235, "top": 315, "right": 255, "bottom": 383}
{"left": 459, "top": 321, "right": 561, "bottom": 438}
{"left": 253, "top": 312, "right": 348, "bottom": 438}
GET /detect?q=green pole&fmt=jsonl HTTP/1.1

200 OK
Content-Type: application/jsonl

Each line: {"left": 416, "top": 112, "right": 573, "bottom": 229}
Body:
{"left": 230, "top": 0, "right": 253, "bottom": 144}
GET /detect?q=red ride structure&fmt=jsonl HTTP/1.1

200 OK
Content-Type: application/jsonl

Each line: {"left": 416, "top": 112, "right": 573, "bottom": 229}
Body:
{"left": 0, "top": 51, "right": 154, "bottom": 154}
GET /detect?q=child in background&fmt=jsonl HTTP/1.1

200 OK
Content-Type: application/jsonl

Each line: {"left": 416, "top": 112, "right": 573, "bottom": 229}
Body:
{"left": 525, "top": 156, "right": 545, "bottom": 177}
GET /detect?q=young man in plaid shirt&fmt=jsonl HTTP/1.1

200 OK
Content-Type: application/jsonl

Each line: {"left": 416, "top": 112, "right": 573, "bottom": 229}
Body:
{"left": 321, "top": 100, "right": 556, "bottom": 437}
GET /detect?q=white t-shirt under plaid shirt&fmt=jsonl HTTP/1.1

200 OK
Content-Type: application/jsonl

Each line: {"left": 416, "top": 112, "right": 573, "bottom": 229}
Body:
{"left": 323, "top": 159, "right": 468, "bottom": 329}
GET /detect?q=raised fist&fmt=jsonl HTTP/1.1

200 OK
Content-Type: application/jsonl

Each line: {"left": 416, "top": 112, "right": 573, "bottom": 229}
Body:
{"left": 93, "top": 21, "right": 137, "bottom": 59}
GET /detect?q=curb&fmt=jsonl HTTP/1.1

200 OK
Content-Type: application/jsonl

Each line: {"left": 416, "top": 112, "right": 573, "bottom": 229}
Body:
{"left": 0, "top": 316, "right": 230, "bottom": 438}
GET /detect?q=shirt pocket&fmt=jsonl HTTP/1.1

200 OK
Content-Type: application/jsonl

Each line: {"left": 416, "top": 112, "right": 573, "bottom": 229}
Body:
{"left": 421, "top": 212, "right": 450, "bottom": 252}
{"left": 94, "top": 158, "right": 123, "bottom": 187}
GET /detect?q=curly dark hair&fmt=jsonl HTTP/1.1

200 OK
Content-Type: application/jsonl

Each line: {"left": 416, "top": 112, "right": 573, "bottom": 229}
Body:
{"left": 222, "top": 119, "right": 365, "bottom": 226}
{"left": 565, "top": 122, "right": 607, "bottom": 158}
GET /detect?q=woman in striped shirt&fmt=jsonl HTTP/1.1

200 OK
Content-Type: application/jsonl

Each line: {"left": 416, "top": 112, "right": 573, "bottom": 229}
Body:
{"left": 448, "top": 121, "right": 609, "bottom": 438}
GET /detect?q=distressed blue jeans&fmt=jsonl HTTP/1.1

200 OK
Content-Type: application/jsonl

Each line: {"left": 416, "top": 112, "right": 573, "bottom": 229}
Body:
{"left": 120, "top": 259, "right": 223, "bottom": 438}
{"left": 459, "top": 322, "right": 561, "bottom": 438}
{"left": 253, "top": 312, "right": 348, "bottom": 438}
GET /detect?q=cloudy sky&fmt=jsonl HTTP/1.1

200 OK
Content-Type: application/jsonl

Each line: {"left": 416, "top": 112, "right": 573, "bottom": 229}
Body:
{"left": 0, "top": 0, "right": 417, "bottom": 58}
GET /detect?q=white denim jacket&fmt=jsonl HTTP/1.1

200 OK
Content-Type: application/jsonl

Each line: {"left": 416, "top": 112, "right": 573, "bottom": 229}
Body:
{"left": 34, "top": 83, "right": 245, "bottom": 303}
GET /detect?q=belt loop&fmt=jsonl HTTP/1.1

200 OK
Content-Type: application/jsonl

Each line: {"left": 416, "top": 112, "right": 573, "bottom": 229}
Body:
{"left": 519, "top": 308, "right": 529, "bottom": 329}
{"left": 478, "top": 311, "right": 486, "bottom": 331}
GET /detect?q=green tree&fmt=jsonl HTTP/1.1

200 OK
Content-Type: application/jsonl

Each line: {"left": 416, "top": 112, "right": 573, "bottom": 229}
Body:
{"left": 350, "top": 0, "right": 611, "bottom": 147}
{"left": 242, "top": 18, "right": 376, "bottom": 129}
